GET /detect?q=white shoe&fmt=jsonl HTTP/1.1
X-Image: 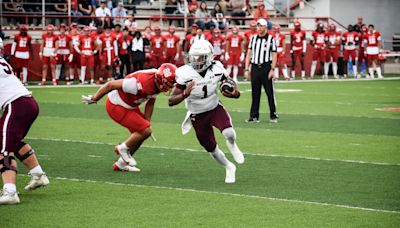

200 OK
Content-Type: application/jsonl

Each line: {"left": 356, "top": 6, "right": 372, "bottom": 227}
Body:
{"left": 0, "top": 189, "right": 20, "bottom": 205}
{"left": 113, "top": 162, "right": 140, "bottom": 172}
{"left": 378, "top": 76, "right": 384, "bottom": 79}
{"left": 226, "top": 142, "right": 244, "bottom": 164}
{"left": 25, "top": 173, "right": 50, "bottom": 191}
{"left": 114, "top": 145, "right": 137, "bottom": 166}
{"left": 225, "top": 163, "right": 236, "bottom": 183}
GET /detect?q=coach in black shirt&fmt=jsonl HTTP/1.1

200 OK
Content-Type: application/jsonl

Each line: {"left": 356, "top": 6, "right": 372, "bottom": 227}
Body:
{"left": 244, "top": 18, "right": 278, "bottom": 123}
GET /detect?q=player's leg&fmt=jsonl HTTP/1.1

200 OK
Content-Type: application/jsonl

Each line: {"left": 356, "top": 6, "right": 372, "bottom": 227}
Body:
{"left": 232, "top": 65, "right": 239, "bottom": 82}
{"left": 343, "top": 51, "right": 349, "bottom": 78}
{"left": 191, "top": 112, "right": 236, "bottom": 183}
{"left": 367, "top": 55, "right": 374, "bottom": 79}
{"left": 80, "top": 55, "right": 87, "bottom": 84}
{"left": 375, "top": 56, "right": 383, "bottom": 79}
{"left": 212, "top": 105, "right": 244, "bottom": 164}
{"left": 300, "top": 53, "right": 305, "bottom": 79}
{"left": 42, "top": 59, "right": 48, "bottom": 85}
{"left": 55, "top": 54, "right": 62, "bottom": 82}
{"left": 291, "top": 52, "right": 296, "bottom": 79}
{"left": 89, "top": 56, "right": 95, "bottom": 84}
{"left": 352, "top": 51, "right": 358, "bottom": 78}
{"left": 226, "top": 65, "right": 232, "bottom": 78}
{"left": 332, "top": 50, "right": 339, "bottom": 79}
{"left": 50, "top": 58, "right": 57, "bottom": 85}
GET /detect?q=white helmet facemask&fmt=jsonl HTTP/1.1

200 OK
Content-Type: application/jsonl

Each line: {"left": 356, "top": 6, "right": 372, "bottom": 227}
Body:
{"left": 188, "top": 40, "right": 214, "bottom": 72}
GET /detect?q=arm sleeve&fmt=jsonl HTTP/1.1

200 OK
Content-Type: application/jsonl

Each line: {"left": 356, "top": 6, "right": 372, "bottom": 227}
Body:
{"left": 122, "top": 77, "right": 139, "bottom": 94}
{"left": 11, "top": 41, "right": 16, "bottom": 54}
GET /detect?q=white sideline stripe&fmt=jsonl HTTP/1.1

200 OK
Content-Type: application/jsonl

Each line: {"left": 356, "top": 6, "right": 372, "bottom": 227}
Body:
{"left": 25, "top": 137, "right": 400, "bottom": 166}
{"left": 88, "top": 155, "right": 104, "bottom": 158}
{"left": 46, "top": 176, "right": 399, "bottom": 214}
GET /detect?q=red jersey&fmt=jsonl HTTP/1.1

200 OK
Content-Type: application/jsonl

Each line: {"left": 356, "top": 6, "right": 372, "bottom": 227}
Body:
{"left": 290, "top": 30, "right": 306, "bottom": 51}
{"left": 99, "top": 33, "right": 117, "bottom": 51}
{"left": 112, "top": 31, "right": 123, "bottom": 40}
{"left": 204, "top": 31, "right": 213, "bottom": 41}
{"left": 117, "top": 70, "right": 158, "bottom": 108}
{"left": 70, "top": 33, "right": 81, "bottom": 54}
{"left": 226, "top": 34, "right": 243, "bottom": 53}
{"left": 342, "top": 31, "right": 359, "bottom": 50}
{"left": 185, "top": 34, "right": 195, "bottom": 51}
{"left": 209, "top": 35, "right": 225, "bottom": 56}
{"left": 364, "top": 31, "right": 381, "bottom": 47}
{"left": 273, "top": 33, "right": 285, "bottom": 53}
{"left": 164, "top": 34, "right": 180, "bottom": 55}
{"left": 150, "top": 35, "right": 165, "bottom": 54}
{"left": 13, "top": 34, "right": 32, "bottom": 53}
{"left": 79, "top": 35, "right": 97, "bottom": 55}
{"left": 42, "top": 33, "right": 58, "bottom": 56}
{"left": 325, "top": 31, "right": 341, "bottom": 49}
{"left": 244, "top": 30, "right": 258, "bottom": 45}
{"left": 311, "top": 31, "right": 326, "bottom": 49}
{"left": 117, "top": 35, "right": 133, "bottom": 55}
{"left": 57, "top": 34, "right": 71, "bottom": 55}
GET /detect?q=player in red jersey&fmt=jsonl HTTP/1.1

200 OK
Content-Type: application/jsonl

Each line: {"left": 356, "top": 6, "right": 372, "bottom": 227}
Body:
{"left": 91, "top": 26, "right": 104, "bottom": 83}
{"left": 149, "top": 26, "right": 166, "bottom": 68}
{"left": 117, "top": 27, "right": 133, "bottom": 78}
{"left": 163, "top": 25, "right": 181, "bottom": 65}
{"left": 98, "top": 25, "right": 119, "bottom": 84}
{"left": 39, "top": 24, "right": 58, "bottom": 85}
{"left": 244, "top": 20, "right": 258, "bottom": 49}
{"left": 209, "top": 28, "right": 225, "bottom": 62}
{"left": 290, "top": 20, "right": 306, "bottom": 79}
{"left": 364, "top": 24, "right": 383, "bottom": 79}
{"left": 272, "top": 25, "right": 289, "bottom": 80}
{"left": 81, "top": 63, "right": 177, "bottom": 172}
{"left": 310, "top": 22, "right": 327, "bottom": 79}
{"left": 225, "top": 26, "right": 244, "bottom": 82}
{"left": 184, "top": 24, "right": 198, "bottom": 54}
{"left": 324, "top": 24, "right": 341, "bottom": 79}
{"left": 342, "top": 24, "right": 359, "bottom": 78}
{"left": 75, "top": 26, "right": 98, "bottom": 84}
{"left": 10, "top": 24, "right": 33, "bottom": 85}
{"left": 69, "top": 23, "right": 81, "bottom": 83}
{"left": 358, "top": 25, "right": 368, "bottom": 78}
{"left": 55, "top": 24, "right": 72, "bottom": 85}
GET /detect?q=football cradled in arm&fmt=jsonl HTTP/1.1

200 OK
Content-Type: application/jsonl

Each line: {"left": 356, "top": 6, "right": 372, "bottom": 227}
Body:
{"left": 220, "top": 78, "right": 240, "bottom": 99}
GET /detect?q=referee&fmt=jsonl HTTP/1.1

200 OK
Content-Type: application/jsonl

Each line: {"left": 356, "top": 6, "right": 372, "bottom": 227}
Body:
{"left": 244, "top": 18, "right": 278, "bottom": 123}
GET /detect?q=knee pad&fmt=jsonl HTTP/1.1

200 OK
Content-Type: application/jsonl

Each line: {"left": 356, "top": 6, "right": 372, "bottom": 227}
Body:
{"left": 15, "top": 145, "right": 35, "bottom": 162}
{"left": 222, "top": 127, "right": 236, "bottom": 144}
{"left": 0, "top": 153, "right": 18, "bottom": 173}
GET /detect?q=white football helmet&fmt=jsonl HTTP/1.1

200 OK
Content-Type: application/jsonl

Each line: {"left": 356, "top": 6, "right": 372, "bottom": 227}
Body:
{"left": 188, "top": 40, "right": 214, "bottom": 72}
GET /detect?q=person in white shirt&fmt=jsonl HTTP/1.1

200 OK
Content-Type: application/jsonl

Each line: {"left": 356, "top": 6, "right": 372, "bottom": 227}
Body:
{"left": 112, "top": 2, "right": 127, "bottom": 25}
{"left": 95, "top": 0, "right": 112, "bottom": 27}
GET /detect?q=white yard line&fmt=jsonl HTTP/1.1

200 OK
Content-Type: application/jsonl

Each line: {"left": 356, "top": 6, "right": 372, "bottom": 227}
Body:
{"left": 88, "top": 155, "right": 104, "bottom": 158}
{"left": 26, "top": 137, "right": 400, "bottom": 166}
{"left": 42, "top": 176, "right": 398, "bottom": 214}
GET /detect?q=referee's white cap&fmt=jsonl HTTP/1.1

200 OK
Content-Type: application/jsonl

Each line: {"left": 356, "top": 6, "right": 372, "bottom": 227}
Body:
{"left": 257, "top": 19, "right": 268, "bottom": 26}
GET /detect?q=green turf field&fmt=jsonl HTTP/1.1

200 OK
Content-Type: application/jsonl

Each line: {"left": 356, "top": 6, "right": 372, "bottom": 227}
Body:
{"left": 1, "top": 79, "right": 400, "bottom": 227}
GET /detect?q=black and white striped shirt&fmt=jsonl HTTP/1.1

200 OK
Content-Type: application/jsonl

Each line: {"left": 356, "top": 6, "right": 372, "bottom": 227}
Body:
{"left": 248, "top": 34, "right": 277, "bottom": 65}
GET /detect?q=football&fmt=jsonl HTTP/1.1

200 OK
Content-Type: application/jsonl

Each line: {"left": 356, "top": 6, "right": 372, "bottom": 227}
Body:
{"left": 220, "top": 78, "right": 236, "bottom": 93}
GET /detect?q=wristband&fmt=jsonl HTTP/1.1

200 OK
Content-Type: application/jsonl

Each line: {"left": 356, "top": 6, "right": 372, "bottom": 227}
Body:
{"left": 245, "top": 69, "right": 249, "bottom": 72}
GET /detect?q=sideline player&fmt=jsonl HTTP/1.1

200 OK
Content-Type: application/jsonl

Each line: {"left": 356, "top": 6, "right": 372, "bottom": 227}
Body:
{"left": 55, "top": 24, "right": 72, "bottom": 84}
{"left": 69, "top": 23, "right": 81, "bottom": 84}
{"left": 11, "top": 24, "right": 33, "bottom": 85}
{"left": 272, "top": 24, "right": 289, "bottom": 80}
{"left": 149, "top": 26, "right": 165, "bottom": 68}
{"left": 39, "top": 24, "right": 58, "bottom": 85}
{"left": 310, "top": 22, "right": 327, "bottom": 79}
{"left": 75, "top": 26, "right": 98, "bottom": 84}
{"left": 290, "top": 20, "right": 306, "bottom": 79}
{"left": 164, "top": 25, "right": 181, "bottom": 65}
{"left": 225, "top": 26, "right": 244, "bottom": 82}
{"left": 168, "top": 40, "right": 244, "bottom": 183}
{"left": 324, "top": 24, "right": 341, "bottom": 79}
{"left": 0, "top": 57, "right": 49, "bottom": 205}
{"left": 98, "top": 25, "right": 119, "bottom": 84}
{"left": 82, "top": 63, "right": 177, "bottom": 171}
{"left": 364, "top": 24, "right": 383, "bottom": 79}
{"left": 342, "top": 24, "right": 359, "bottom": 78}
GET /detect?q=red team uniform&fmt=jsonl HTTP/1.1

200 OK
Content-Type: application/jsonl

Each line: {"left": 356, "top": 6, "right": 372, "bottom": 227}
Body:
{"left": 56, "top": 33, "right": 71, "bottom": 65}
{"left": 364, "top": 31, "right": 381, "bottom": 62}
{"left": 70, "top": 33, "right": 81, "bottom": 68}
{"left": 290, "top": 30, "right": 306, "bottom": 60}
{"left": 150, "top": 35, "right": 165, "bottom": 67}
{"left": 342, "top": 31, "right": 359, "bottom": 61}
{"left": 209, "top": 29, "right": 224, "bottom": 61}
{"left": 99, "top": 32, "right": 118, "bottom": 66}
{"left": 79, "top": 34, "right": 97, "bottom": 67}
{"left": 41, "top": 33, "right": 58, "bottom": 65}
{"left": 226, "top": 34, "right": 243, "bottom": 65}
{"left": 12, "top": 34, "right": 32, "bottom": 69}
{"left": 311, "top": 30, "right": 326, "bottom": 62}
{"left": 274, "top": 32, "right": 286, "bottom": 65}
{"left": 325, "top": 30, "right": 341, "bottom": 62}
{"left": 164, "top": 32, "right": 180, "bottom": 64}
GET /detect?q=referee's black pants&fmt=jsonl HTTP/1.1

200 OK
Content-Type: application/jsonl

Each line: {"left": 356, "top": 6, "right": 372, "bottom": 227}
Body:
{"left": 250, "top": 64, "right": 278, "bottom": 119}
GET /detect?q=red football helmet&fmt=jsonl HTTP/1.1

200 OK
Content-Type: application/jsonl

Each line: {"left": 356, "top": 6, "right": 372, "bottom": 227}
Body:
{"left": 47, "top": 24, "right": 55, "bottom": 31}
{"left": 294, "top": 20, "right": 301, "bottom": 28}
{"left": 249, "top": 20, "right": 257, "bottom": 27}
{"left": 361, "top": 25, "right": 368, "bottom": 32}
{"left": 155, "top": 63, "right": 177, "bottom": 92}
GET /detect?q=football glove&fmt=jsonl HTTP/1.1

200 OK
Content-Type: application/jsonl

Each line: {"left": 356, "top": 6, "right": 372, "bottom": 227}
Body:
{"left": 81, "top": 95, "right": 97, "bottom": 105}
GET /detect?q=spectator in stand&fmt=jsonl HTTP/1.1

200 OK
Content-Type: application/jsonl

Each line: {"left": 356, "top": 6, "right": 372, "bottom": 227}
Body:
{"left": 124, "top": 15, "right": 137, "bottom": 30}
{"left": 54, "top": 0, "right": 68, "bottom": 25}
{"left": 70, "top": 0, "right": 83, "bottom": 23}
{"left": 23, "top": 2, "right": 41, "bottom": 26}
{"left": 3, "top": 0, "right": 25, "bottom": 26}
{"left": 96, "top": 0, "right": 112, "bottom": 28}
{"left": 353, "top": 16, "right": 365, "bottom": 33}
{"left": 79, "top": 0, "right": 94, "bottom": 25}
{"left": 211, "top": 3, "right": 227, "bottom": 30}
{"left": 195, "top": 1, "right": 214, "bottom": 29}
{"left": 253, "top": 2, "right": 269, "bottom": 21}
{"left": 217, "top": 0, "right": 230, "bottom": 16}
{"left": 112, "top": 2, "right": 127, "bottom": 25}
{"left": 174, "top": 0, "right": 188, "bottom": 27}
{"left": 188, "top": 0, "right": 199, "bottom": 26}
{"left": 231, "top": 0, "right": 246, "bottom": 25}
{"left": 165, "top": 0, "right": 178, "bottom": 25}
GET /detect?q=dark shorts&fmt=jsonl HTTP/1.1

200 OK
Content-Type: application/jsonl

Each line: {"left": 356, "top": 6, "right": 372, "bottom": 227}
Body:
{"left": 190, "top": 104, "right": 233, "bottom": 152}
{"left": 0, "top": 96, "right": 39, "bottom": 153}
